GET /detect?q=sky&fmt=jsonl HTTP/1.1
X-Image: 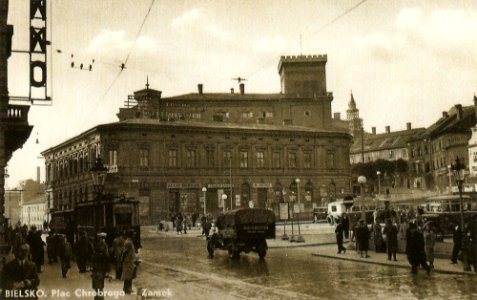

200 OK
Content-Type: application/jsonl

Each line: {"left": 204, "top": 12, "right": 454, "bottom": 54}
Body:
{"left": 5, "top": 0, "right": 477, "bottom": 187}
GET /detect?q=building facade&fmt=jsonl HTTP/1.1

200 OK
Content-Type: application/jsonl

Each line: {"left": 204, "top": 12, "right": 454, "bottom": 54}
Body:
{"left": 21, "top": 199, "right": 47, "bottom": 230}
{"left": 1, "top": 0, "right": 33, "bottom": 254}
{"left": 43, "top": 55, "right": 353, "bottom": 224}
{"left": 4, "top": 189, "right": 22, "bottom": 226}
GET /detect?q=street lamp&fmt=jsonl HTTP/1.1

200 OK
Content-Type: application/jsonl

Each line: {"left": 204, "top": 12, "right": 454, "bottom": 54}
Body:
{"left": 90, "top": 157, "right": 108, "bottom": 234}
{"left": 295, "top": 178, "right": 305, "bottom": 243}
{"left": 450, "top": 157, "right": 471, "bottom": 271}
{"left": 202, "top": 187, "right": 207, "bottom": 216}
{"left": 221, "top": 194, "right": 227, "bottom": 213}
{"left": 376, "top": 171, "right": 381, "bottom": 195}
{"left": 447, "top": 165, "right": 452, "bottom": 194}
{"left": 281, "top": 189, "right": 289, "bottom": 240}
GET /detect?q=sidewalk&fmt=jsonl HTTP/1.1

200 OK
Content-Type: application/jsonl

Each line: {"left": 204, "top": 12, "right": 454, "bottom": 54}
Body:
{"left": 311, "top": 241, "right": 476, "bottom": 276}
{"left": 147, "top": 226, "right": 336, "bottom": 248}
{"left": 17, "top": 255, "right": 138, "bottom": 300}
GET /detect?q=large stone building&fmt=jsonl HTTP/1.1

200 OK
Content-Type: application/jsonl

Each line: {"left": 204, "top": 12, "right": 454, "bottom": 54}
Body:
{"left": 407, "top": 102, "right": 477, "bottom": 192}
{"left": 42, "top": 55, "right": 353, "bottom": 224}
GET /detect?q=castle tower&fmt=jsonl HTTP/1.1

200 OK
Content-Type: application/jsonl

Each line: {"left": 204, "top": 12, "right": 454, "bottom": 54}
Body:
{"left": 346, "top": 92, "right": 363, "bottom": 136}
{"left": 277, "top": 55, "right": 328, "bottom": 97}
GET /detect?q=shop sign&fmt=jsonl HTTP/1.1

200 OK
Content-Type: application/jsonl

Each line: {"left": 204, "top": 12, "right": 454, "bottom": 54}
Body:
{"left": 252, "top": 183, "right": 272, "bottom": 189}
{"left": 167, "top": 183, "right": 202, "bottom": 189}
{"left": 207, "top": 183, "right": 234, "bottom": 189}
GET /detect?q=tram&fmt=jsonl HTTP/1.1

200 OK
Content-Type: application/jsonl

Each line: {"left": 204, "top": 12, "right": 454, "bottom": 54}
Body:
{"left": 49, "top": 194, "right": 141, "bottom": 249}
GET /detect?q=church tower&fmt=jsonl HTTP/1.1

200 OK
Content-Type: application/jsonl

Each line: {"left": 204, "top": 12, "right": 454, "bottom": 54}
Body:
{"left": 346, "top": 92, "right": 363, "bottom": 136}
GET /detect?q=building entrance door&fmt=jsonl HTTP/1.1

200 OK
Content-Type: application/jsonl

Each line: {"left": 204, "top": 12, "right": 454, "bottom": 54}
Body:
{"left": 168, "top": 191, "right": 180, "bottom": 215}
{"left": 257, "top": 188, "right": 267, "bottom": 209}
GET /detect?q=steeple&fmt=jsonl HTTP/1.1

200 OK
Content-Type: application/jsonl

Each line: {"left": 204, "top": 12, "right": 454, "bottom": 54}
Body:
{"left": 146, "top": 75, "right": 150, "bottom": 90}
{"left": 346, "top": 91, "right": 363, "bottom": 137}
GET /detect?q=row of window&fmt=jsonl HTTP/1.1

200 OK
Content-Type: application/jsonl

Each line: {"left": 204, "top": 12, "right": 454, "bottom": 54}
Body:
{"left": 166, "top": 149, "right": 335, "bottom": 169}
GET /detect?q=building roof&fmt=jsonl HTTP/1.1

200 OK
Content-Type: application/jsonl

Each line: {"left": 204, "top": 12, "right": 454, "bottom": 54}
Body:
{"left": 350, "top": 128, "right": 426, "bottom": 154}
{"left": 162, "top": 92, "right": 331, "bottom": 102}
{"left": 416, "top": 105, "right": 476, "bottom": 140}
{"left": 42, "top": 118, "right": 351, "bottom": 155}
{"left": 114, "top": 118, "right": 349, "bottom": 135}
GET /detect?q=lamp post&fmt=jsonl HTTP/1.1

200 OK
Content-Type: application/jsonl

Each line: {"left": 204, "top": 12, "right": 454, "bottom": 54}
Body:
{"left": 450, "top": 157, "right": 471, "bottom": 271}
{"left": 447, "top": 165, "right": 452, "bottom": 194}
{"left": 90, "top": 157, "right": 108, "bottom": 234}
{"left": 282, "top": 189, "right": 289, "bottom": 240}
{"left": 202, "top": 187, "right": 207, "bottom": 216}
{"left": 295, "top": 178, "right": 305, "bottom": 243}
{"left": 289, "top": 191, "right": 296, "bottom": 242}
{"left": 376, "top": 171, "right": 381, "bottom": 195}
{"left": 358, "top": 175, "right": 367, "bottom": 219}
{"left": 222, "top": 194, "right": 227, "bottom": 213}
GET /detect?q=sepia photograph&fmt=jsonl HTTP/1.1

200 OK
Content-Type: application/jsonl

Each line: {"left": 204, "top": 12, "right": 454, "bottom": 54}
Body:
{"left": 1, "top": 0, "right": 477, "bottom": 299}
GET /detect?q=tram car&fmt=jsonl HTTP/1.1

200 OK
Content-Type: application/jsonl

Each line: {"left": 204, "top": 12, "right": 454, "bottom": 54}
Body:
{"left": 49, "top": 194, "right": 141, "bottom": 250}
{"left": 207, "top": 208, "right": 275, "bottom": 260}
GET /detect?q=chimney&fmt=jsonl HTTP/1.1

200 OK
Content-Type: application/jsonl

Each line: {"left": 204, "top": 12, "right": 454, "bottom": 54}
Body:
{"left": 36, "top": 166, "right": 40, "bottom": 183}
{"left": 239, "top": 83, "right": 245, "bottom": 95}
{"left": 443, "top": 111, "right": 448, "bottom": 118}
{"left": 333, "top": 112, "right": 341, "bottom": 120}
{"left": 372, "top": 127, "right": 376, "bottom": 135}
{"left": 230, "top": 88, "right": 234, "bottom": 94}
{"left": 198, "top": 84, "right": 203, "bottom": 95}
{"left": 406, "top": 122, "right": 411, "bottom": 130}
{"left": 455, "top": 104, "right": 463, "bottom": 120}
{"left": 385, "top": 126, "right": 390, "bottom": 134}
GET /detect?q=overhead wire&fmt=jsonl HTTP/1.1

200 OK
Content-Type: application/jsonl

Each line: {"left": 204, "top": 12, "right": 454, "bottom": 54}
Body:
{"left": 246, "top": 0, "right": 368, "bottom": 80}
{"left": 79, "top": 0, "right": 156, "bottom": 129}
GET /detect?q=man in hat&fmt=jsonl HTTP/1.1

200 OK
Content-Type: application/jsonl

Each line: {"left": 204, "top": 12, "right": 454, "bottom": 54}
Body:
{"left": 1, "top": 243, "right": 40, "bottom": 300}
{"left": 92, "top": 233, "right": 109, "bottom": 300}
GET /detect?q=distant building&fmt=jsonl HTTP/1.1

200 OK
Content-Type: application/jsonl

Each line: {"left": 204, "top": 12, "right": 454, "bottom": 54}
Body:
{"left": 42, "top": 54, "right": 353, "bottom": 224}
{"left": 4, "top": 189, "right": 22, "bottom": 226}
{"left": 21, "top": 198, "right": 47, "bottom": 230}
{"left": 408, "top": 102, "right": 477, "bottom": 192}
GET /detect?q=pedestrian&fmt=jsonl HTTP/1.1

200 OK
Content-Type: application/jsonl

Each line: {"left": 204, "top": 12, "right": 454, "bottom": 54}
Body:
{"left": 26, "top": 226, "right": 45, "bottom": 273}
{"left": 406, "top": 222, "right": 430, "bottom": 275}
{"left": 12, "top": 230, "right": 25, "bottom": 258}
{"left": 451, "top": 223, "right": 462, "bottom": 264}
{"left": 1, "top": 243, "right": 40, "bottom": 300}
{"left": 46, "top": 229, "right": 58, "bottom": 264}
{"left": 192, "top": 212, "right": 199, "bottom": 229}
{"left": 373, "top": 221, "right": 384, "bottom": 253}
{"left": 92, "top": 232, "right": 109, "bottom": 300}
{"left": 176, "top": 214, "right": 183, "bottom": 235}
{"left": 120, "top": 236, "right": 138, "bottom": 294}
{"left": 201, "top": 215, "right": 207, "bottom": 236}
{"left": 342, "top": 213, "right": 350, "bottom": 240}
{"left": 423, "top": 224, "right": 436, "bottom": 269}
{"left": 112, "top": 231, "right": 126, "bottom": 279}
{"left": 334, "top": 218, "right": 346, "bottom": 254}
{"left": 58, "top": 235, "right": 72, "bottom": 278}
{"left": 182, "top": 215, "right": 188, "bottom": 234}
{"left": 204, "top": 217, "right": 212, "bottom": 238}
{"left": 466, "top": 215, "right": 477, "bottom": 272}
{"left": 383, "top": 219, "right": 398, "bottom": 261}
{"left": 76, "top": 231, "right": 91, "bottom": 273}
{"left": 356, "top": 219, "right": 370, "bottom": 258}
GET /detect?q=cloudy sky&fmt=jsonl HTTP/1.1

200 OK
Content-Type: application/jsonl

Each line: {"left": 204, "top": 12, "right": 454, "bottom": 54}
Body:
{"left": 5, "top": 0, "right": 477, "bottom": 187}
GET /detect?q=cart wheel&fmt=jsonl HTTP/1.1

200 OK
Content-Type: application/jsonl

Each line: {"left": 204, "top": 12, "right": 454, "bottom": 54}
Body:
{"left": 207, "top": 240, "right": 215, "bottom": 258}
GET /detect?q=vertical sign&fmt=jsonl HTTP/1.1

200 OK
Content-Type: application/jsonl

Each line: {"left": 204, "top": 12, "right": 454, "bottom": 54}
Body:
{"left": 30, "top": 0, "right": 49, "bottom": 103}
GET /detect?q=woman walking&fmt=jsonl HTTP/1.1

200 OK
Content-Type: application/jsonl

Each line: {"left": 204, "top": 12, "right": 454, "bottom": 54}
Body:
{"left": 423, "top": 225, "right": 436, "bottom": 269}
{"left": 121, "top": 238, "right": 137, "bottom": 294}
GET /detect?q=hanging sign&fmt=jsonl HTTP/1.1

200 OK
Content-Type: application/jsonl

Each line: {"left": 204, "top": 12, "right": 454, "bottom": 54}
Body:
{"left": 29, "top": 0, "right": 50, "bottom": 103}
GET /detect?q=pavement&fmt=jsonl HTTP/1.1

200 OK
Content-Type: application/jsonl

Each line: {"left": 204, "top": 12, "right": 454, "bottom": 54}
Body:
{"left": 2, "top": 253, "right": 138, "bottom": 300}
{"left": 148, "top": 225, "right": 477, "bottom": 276}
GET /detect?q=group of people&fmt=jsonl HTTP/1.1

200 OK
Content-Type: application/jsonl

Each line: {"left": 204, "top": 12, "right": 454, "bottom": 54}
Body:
{"left": 1, "top": 224, "right": 140, "bottom": 300}
{"left": 333, "top": 212, "right": 466, "bottom": 275}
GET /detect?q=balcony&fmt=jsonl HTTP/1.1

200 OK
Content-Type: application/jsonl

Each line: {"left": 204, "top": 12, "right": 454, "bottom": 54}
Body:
{"left": 4, "top": 104, "right": 33, "bottom": 161}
